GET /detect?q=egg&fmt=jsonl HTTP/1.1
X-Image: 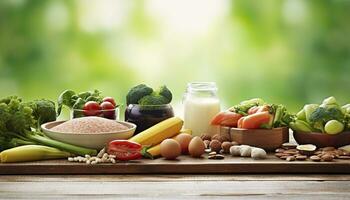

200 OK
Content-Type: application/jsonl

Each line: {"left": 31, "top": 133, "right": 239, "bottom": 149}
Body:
{"left": 160, "top": 139, "right": 181, "bottom": 160}
{"left": 188, "top": 136, "right": 205, "bottom": 158}
{"left": 175, "top": 133, "right": 192, "bottom": 154}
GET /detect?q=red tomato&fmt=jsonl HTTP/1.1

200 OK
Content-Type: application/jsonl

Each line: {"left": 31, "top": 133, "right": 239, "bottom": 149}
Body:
{"left": 107, "top": 140, "right": 143, "bottom": 161}
{"left": 100, "top": 101, "right": 116, "bottom": 119}
{"left": 240, "top": 111, "right": 272, "bottom": 129}
{"left": 103, "top": 97, "right": 116, "bottom": 106}
{"left": 211, "top": 111, "right": 243, "bottom": 127}
{"left": 248, "top": 106, "right": 259, "bottom": 115}
{"left": 83, "top": 101, "right": 102, "bottom": 116}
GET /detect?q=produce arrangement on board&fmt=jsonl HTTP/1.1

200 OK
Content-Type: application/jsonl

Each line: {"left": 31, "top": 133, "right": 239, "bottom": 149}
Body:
{"left": 290, "top": 96, "right": 349, "bottom": 134}
{"left": 211, "top": 98, "right": 293, "bottom": 150}
{"left": 290, "top": 96, "right": 350, "bottom": 147}
{"left": 211, "top": 98, "right": 293, "bottom": 129}
{"left": 0, "top": 83, "right": 350, "bottom": 174}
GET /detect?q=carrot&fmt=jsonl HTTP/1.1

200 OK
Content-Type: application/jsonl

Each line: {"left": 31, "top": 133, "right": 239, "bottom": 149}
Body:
{"left": 211, "top": 111, "right": 243, "bottom": 127}
{"left": 241, "top": 111, "right": 272, "bottom": 129}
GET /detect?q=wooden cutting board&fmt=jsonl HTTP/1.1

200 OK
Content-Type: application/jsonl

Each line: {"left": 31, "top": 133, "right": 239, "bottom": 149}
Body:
{"left": 1, "top": 154, "right": 349, "bottom": 174}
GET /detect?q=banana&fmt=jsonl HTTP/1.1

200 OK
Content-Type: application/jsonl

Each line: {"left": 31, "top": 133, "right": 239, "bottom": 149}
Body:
{"left": 129, "top": 117, "right": 183, "bottom": 147}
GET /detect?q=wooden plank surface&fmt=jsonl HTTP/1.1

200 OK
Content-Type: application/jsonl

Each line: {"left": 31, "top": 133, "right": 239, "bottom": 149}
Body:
{"left": 1, "top": 154, "right": 350, "bottom": 174}
{"left": 1, "top": 174, "right": 350, "bottom": 199}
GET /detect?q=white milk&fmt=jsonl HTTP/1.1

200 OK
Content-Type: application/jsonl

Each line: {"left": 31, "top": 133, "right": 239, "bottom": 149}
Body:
{"left": 184, "top": 97, "right": 220, "bottom": 137}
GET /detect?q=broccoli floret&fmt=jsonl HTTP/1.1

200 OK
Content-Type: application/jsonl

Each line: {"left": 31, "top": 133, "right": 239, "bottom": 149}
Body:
{"left": 138, "top": 94, "right": 169, "bottom": 105}
{"left": 309, "top": 107, "right": 344, "bottom": 133}
{"left": 158, "top": 85, "right": 172, "bottom": 103}
{"left": 28, "top": 99, "right": 57, "bottom": 125}
{"left": 126, "top": 84, "right": 153, "bottom": 105}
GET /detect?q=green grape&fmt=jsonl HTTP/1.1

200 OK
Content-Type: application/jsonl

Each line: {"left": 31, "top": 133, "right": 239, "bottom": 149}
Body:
{"left": 324, "top": 120, "right": 344, "bottom": 135}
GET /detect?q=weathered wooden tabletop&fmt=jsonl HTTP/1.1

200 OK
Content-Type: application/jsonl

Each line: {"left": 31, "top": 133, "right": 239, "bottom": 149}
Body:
{"left": 1, "top": 174, "right": 349, "bottom": 199}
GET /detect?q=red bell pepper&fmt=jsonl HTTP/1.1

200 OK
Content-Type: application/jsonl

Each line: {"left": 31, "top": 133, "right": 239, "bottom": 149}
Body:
{"left": 107, "top": 140, "right": 152, "bottom": 161}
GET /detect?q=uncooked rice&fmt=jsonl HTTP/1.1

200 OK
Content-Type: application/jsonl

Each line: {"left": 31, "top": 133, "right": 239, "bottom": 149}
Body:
{"left": 51, "top": 116, "right": 128, "bottom": 134}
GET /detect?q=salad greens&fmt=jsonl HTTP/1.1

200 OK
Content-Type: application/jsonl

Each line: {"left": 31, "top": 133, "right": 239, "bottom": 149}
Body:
{"left": 229, "top": 98, "right": 265, "bottom": 115}
{"left": 290, "top": 96, "right": 349, "bottom": 134}
{"left": 57, "top": 89, "right": 103, "bottom": 116}
{"left": 228, "top": 98, "right": 293, "bottom": 129}
{"left": 0, "top": 96, "right": 97, "bottom": 155}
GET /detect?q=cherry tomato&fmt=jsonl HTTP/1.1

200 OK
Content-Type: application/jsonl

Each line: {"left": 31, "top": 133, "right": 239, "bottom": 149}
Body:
{"left": 107, "top": 140, "right": 145, "bottom": 161}
{"left": 211, "top": 111, "right": 243, "bottom": 127}
{"left": 83, "top": 101, "right": 102, "bottom": 116}
{"left": 100, "top": 101, "right": 116, "bottom": 119}
{"left": 240, "top": 111, "right": 272, "bottom": 129}
{"left": 103, "top": 97, "right": 116, "bottom": 106}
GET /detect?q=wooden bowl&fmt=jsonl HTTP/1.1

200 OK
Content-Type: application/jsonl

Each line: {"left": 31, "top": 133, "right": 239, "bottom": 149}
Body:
{"left": 230, "top": 127, "right": 289, "bottom": 151}
{"left": 293, "top": 131, "right": 350, "bottom": 148}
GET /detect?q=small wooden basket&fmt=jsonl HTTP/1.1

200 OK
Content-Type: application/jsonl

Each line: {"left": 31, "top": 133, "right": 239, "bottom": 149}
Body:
{"left": 230, "top": 127, "right": 289, "bottom": 151}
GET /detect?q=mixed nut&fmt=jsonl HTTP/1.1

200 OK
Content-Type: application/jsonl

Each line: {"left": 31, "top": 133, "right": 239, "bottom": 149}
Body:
{"left": 201, "top": 133, "right": 267, "bottom": 160}
{"left": 275, "top": 143, "right": 350, "bottom": 162}
{"left": 201, "top": 133, "right": 231, "bottom": 159}
{"left": 68, "top": 148, "right": 117, "bottom": 164}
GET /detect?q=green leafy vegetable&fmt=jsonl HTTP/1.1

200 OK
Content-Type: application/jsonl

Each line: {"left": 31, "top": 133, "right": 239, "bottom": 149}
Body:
{"left": 0, "top": 96, "right": 97, "bottom": 155}
{"left": 271, "top": 105, "right": 294, "bottom": 127}
{"left": 57, "top": 89, "right": 103, "bottom": 117}
{"left": 309, "top": 107, "right": 344, "bottom": 133}
{"left": 290, "top": 97, "right": 349, "bottom": 134}
{"left": 228, "top": 98, "right": 292, "bottom": 128}
{"left": 229, "top": 98, "right": 265, "bottom": 115}
{"left": 304, "top": 104, "right": 319, "bottom": 123}
{"left": 57, "top": 90, "right": 76, "bottom": 116}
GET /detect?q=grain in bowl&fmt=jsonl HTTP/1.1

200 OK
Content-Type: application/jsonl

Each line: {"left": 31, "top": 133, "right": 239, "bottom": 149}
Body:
{"left": 42, "top": 117, "right": 136, "bottom": 149}
{"left": 51, "top": 116, "right": 128, "bottom": 134}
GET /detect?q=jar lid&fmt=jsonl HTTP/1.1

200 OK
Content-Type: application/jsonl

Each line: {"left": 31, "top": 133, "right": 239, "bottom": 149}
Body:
{"left": 187, "top": 82, "right": 217, "bottom": 92}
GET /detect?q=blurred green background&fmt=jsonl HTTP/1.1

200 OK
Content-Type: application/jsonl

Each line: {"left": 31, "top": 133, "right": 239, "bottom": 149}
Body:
{"left": 0, "top": 0, "right": 349, "bottom": 116}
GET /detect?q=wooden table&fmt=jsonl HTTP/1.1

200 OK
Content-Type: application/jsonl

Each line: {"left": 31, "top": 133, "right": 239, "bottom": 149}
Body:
{"left": 1, "top": 154, "right": 350, "bottom": 199}
{"left": 1, "top": 174, "right": 350, "bottom": 199}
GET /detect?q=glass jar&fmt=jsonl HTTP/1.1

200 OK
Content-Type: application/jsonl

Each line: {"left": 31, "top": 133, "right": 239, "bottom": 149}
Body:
{"left": 183, "top": 82, "right": 221, "bottom": 137}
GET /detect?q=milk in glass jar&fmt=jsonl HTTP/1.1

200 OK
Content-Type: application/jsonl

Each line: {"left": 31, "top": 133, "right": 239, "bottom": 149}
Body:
{"left": 183, "top": 82, "right": 221, "bottom": 137}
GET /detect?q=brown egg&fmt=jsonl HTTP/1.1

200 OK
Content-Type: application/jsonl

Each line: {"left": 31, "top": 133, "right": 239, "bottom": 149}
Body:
{"left": 188, "top": 136, "right": 205, "bottom": 158}
{"left": 160, "top": 139, "right": 181, "bottom": 160}
{"left": 175, "top": 133, "right": 193, "bottom": 154}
